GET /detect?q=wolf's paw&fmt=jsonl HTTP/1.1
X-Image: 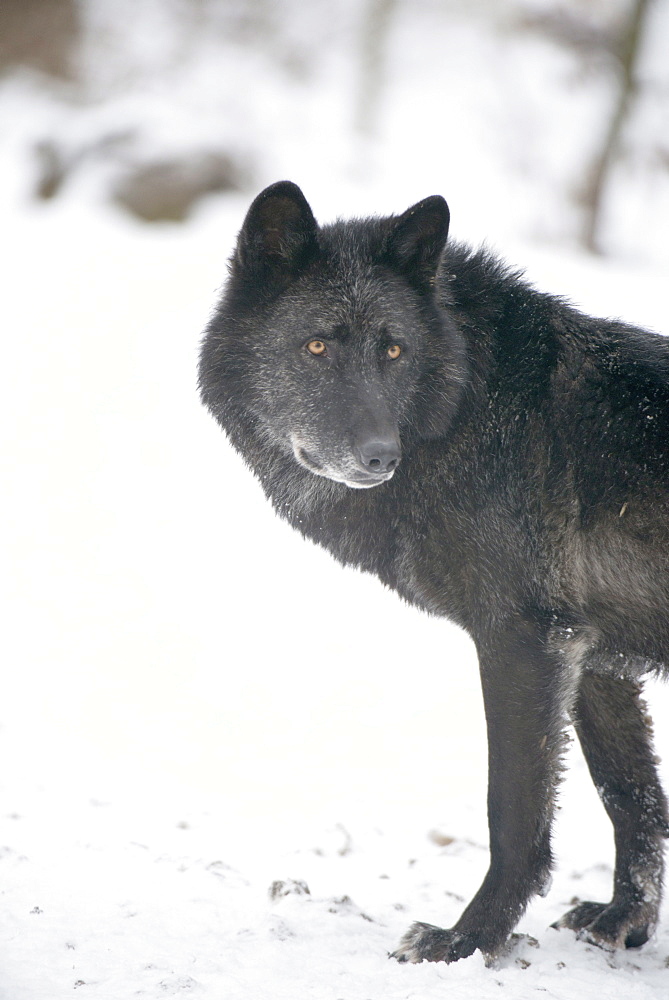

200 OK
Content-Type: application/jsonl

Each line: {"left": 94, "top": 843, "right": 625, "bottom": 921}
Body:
{"left": 390, "top": 921, "right": 478, "bottom": 964}
{"left": 552, "top": 900, "right": 652, "bottom": 950}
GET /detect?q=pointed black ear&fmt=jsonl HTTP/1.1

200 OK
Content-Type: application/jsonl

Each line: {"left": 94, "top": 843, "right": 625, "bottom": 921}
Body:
{"left": 234, "top": 181, "right": 318, "bottom": 289}
{"left": 383, "top": 195, "right": 449, "bottom": 288}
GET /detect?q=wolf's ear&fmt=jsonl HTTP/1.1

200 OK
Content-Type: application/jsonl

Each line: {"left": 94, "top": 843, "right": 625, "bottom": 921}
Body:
{"left": 383, "top": 195, "right": 449, "bottom": 288}
{"left": 234, "top": 181, "right": 318, "bottom": 288}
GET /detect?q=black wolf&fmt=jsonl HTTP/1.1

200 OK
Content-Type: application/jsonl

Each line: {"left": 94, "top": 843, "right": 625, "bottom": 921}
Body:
{"left": 198, "top": 181, "right": 669, "bottom": 964}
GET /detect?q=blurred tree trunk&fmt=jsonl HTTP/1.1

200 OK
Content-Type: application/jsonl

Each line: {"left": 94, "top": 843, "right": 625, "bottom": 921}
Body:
{"left": 581, "top": 0, "right": 652, "bottom": 254}
{"left": 0, "top": 0, "right": 80, "bottom": 80}
{"left": 356, "top": 0, "right": 399, "bottom": 137}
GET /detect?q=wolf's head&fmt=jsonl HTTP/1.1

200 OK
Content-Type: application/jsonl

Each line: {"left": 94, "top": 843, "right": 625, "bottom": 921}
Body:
{"left": 199, "top": 182, "right": 467, "bottom": 489}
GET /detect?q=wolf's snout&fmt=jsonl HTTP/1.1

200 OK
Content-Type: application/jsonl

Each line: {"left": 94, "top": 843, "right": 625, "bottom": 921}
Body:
{"left": 356, "top": 437, "right": 401, "bottom": 476}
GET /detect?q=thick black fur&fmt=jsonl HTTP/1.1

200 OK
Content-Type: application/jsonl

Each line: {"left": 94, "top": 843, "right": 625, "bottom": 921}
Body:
{"left": 199, "top": 181, "right": 669, "bottom": 964}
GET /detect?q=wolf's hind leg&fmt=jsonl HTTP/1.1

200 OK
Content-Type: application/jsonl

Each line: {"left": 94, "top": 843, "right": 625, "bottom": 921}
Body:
{"left": 555, "top": 671, "right": 669, "bottom": 949}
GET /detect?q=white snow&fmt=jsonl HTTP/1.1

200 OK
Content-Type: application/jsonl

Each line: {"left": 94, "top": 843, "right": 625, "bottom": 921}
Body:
{"left": 2, "top": 4, "right": 669, "bottom": 998}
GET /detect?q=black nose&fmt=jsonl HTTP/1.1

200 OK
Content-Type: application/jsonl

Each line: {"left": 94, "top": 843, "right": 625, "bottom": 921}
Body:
{"left": 357, "top": 438, "right": 401, "bottom": 475}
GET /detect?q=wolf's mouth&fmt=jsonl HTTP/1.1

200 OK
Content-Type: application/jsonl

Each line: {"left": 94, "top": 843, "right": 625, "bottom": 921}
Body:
{"left": 292, "top": 443, "right": 393, "bottom": 489}
{"left": 293, "top": 445, "right": 324, "bottom": 475}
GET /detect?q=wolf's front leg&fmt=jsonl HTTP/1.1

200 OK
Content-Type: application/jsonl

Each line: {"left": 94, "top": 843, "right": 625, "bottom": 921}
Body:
{"left": 392, "top": 621, "right": 571, "bottom": 964}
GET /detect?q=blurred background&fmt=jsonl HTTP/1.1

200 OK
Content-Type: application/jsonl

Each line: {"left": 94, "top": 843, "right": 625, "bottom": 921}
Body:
{"left": 1, "top": 0, "right": 669, "bottom": 832}
{"left": 2, "top": 0, "right": 669, "bottom": 256}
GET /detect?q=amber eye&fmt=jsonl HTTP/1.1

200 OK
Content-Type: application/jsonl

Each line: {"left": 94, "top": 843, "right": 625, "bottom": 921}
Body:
{"left": 387, "top": 344, "right": 402, "bottom": 360}
{"left": 306, "top": 339, "right": 327, "bottom": 356}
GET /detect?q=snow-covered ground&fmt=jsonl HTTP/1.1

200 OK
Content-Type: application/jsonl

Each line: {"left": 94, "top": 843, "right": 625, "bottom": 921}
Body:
{"left": 2, "top": 4, "right": 669, "bottom": 997}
